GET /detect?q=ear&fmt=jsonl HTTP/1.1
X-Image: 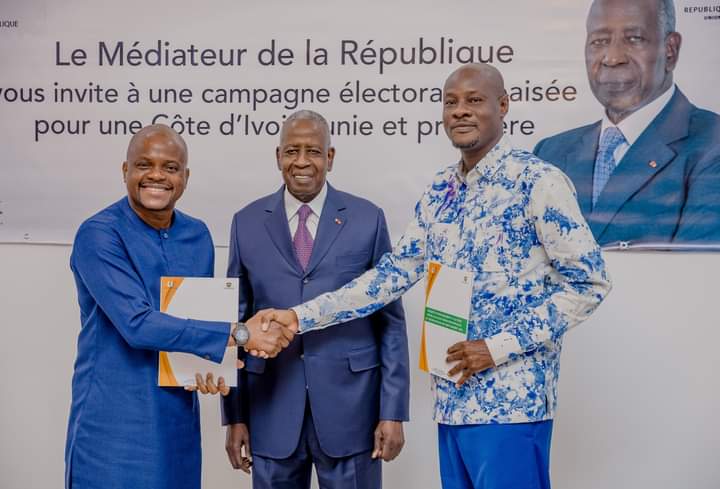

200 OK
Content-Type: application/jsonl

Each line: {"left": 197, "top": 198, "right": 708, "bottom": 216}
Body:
{"left": 122, "top": 161, "right": 128, "bottom": 183}
{"left": 276, "top": 146, "right": 282, "bottom": 171}
{"left": 499, "top": 93, "right": 510, "bottom": 117}
{"left": 664, "top": 32, "right": 682, "bottom": 72}
{"left": 327, "top": 147, "right": 336, "bottom": 172}
{"left": 185, "top": 167, "right": 190, "bottom": 186}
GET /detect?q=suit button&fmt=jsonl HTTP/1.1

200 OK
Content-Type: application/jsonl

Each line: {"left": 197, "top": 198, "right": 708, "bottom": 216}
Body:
{"left": 300, "top": 354, "right": 304, "bottom": 360}
{"left": 303, "top": 278, "right": 309, "bottom": 284}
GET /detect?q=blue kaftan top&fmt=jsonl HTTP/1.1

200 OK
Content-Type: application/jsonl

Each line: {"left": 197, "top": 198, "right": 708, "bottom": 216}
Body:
{"left": 65, "top": 198, "right": 230, "bottom": 489}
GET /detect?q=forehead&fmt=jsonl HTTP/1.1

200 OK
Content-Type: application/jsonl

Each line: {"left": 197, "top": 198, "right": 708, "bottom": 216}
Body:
{"left": 587, "top": 0, "right": 659, "bottom": 32}
{"left": 280, "top": 119, "right": 328, "bottom": 146}
{"left": 444, "top": 69, "right": 492, "bottom": 96}
{"left": 128, "top": 133, "right": 186, "bottom": 163}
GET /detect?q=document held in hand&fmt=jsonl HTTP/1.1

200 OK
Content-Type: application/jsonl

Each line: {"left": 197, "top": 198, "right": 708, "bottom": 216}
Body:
{"left": 419, "top": 261, "right": 473, "bottom": 382}
{"left": 158, "top": 277, "right": 238, "bottom": 387}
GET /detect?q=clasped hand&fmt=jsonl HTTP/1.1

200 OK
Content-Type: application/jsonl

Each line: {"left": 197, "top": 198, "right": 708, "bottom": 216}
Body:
{"left": 241, "top": 308, "right": 300, "bottom": 358}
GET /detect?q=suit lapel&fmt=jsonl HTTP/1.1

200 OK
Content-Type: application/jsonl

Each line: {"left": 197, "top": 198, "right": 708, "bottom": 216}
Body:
{"left": 304, "top": 184, "right": 347, "bottom": 276}
{"left": 590, "top": 90, "right": 691, "bottom": 240}
{"left": 563, "top": 124, "right": 600, "bottom": 218}
{"left": 263, "top": 187, "right": 304, "bottom": 275}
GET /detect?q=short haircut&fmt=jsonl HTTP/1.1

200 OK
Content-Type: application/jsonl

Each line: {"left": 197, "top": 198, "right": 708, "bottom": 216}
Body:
{"left": 658, "top": 0, "right": 676, "bottom": 36}
{"left": 281, "top": 110, "right": 332, "bottom": 146}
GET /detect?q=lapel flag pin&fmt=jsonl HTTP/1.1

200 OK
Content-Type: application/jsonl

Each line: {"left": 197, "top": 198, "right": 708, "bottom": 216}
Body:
{"left": 649, "top": 160, "right": 658, "bottom": 168}
{"left": 335, "top": 218, "right": 342, "bottom": 225}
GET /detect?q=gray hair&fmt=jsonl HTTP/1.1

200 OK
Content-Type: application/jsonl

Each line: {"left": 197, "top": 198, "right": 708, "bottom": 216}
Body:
{"left": 281, "top": 109, "right": 332, "bottom": 146}
{"left": 658, "top": 0, "right": 676, "bottom": 36}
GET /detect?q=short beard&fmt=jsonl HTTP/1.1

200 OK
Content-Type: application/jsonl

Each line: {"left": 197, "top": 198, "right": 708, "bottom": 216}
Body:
{"left": 452, "top": 138, "right": 480, "bottom": 150}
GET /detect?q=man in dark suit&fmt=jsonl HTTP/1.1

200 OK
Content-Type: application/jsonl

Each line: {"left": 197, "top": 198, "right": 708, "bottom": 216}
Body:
{"left": 221, "top": 110, "right": 410, "bottom": 489}
{"left": 534, "top": 0, "right": 720, "bottom": 246}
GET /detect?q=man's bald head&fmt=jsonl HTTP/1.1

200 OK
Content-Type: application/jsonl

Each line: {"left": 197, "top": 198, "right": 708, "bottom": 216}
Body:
{"left": 444, "top": 63, "right": 507, "bottom": 99}
{"left": 122, "top": 124, "right": 190, "bottom": 229}
{"left": 126, "top": 124, "right": 187, "bottom": 164}
{"left": 442, "top": 63, "right": 509, "bottom": 169}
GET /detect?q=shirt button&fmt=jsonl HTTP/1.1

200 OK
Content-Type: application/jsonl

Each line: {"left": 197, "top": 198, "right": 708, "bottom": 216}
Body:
{"left": 303, "top": 278, "right": 309, "bottom": 284}
{"left": 163, "top": 232, "right": 169, "bottom": 239}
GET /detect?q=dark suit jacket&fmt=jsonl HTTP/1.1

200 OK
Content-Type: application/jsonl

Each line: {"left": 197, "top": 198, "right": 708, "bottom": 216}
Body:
{"left": 222, "top": 184, "right": 410, "bottom": 459}
{"left": 534, "top": 88, "right": 720, "bottom": 246}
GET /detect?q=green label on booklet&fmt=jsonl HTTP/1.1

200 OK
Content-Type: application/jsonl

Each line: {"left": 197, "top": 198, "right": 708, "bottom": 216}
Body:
{"left": 424, "top": 307, "right": 468, "bottom": 334}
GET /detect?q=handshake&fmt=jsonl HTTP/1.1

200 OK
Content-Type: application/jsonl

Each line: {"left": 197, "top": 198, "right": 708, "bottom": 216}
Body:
{"left": 188, "top": 309, "right": 299, "bottom": 396}
{"left": 235, "top": 308, "right": 301, "bottom": 358}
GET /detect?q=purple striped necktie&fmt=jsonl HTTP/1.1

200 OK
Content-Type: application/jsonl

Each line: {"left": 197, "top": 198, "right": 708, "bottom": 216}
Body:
{"left": 293, "top": 204, "right": 314, "bottom": 270}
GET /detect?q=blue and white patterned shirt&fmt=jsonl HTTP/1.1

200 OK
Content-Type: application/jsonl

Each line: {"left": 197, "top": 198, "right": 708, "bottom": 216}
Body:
{"left": 293, "top": 136, "right": 612, "bottom": 425}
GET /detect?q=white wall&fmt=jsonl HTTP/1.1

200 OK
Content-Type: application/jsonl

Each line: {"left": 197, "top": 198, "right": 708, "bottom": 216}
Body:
{"left": 1, "top": 244, "right": 718, "bottom": 488}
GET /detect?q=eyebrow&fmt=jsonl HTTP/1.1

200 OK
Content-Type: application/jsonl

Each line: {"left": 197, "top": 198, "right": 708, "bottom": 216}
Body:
{"left": 133, "top": 155, "right": 182, "bottom": 164}
{"left": 444, "top": 89, "right": 485, "bottom": 96}
{"left": 589, "top": 22, "right": 648, "bottom": 33}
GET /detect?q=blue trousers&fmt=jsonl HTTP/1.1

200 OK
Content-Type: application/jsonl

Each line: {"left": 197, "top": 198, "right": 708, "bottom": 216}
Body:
{"left": 438, "top": 421, "right": 553, "bottom": 489}
{"left": 252, "top": 404, "right": 381, "bottom": 489}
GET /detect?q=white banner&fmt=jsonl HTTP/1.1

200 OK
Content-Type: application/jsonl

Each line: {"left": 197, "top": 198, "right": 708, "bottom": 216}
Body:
{"left": 1, "top": 0, "right": 718, "bottom": 245}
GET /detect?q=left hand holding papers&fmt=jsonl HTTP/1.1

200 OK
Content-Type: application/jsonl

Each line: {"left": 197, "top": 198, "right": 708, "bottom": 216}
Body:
{"left": 184, "top": 361, "right": 244, "bottom": 396}
{"left": 446, "top": 340, "right": 496, "bottom": 388}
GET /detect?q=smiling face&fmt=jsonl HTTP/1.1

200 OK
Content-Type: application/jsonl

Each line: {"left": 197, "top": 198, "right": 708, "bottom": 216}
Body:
{"left": 276, "top": 118, "right": 335, "bottom": 203}
{"left": 442, "top": 64, "right": 509, "bottom": 169}
{"left": 585, "top": 0, "right": 681, "bottom": 123}
{"left": 122, "top": 127, "right": 189, "bottom": 228}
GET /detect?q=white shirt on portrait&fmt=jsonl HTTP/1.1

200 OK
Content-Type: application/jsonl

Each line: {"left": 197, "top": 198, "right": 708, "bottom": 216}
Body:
{"left": 600, "top": 84, "right": 676, "bottom": 165}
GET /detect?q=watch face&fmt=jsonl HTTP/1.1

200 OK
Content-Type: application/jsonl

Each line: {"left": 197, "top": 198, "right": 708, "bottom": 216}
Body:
{"left": 234, "top": 325, "right": 249, "bottom": 346}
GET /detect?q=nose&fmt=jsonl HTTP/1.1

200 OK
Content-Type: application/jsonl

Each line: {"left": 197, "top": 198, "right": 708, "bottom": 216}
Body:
{"left": 295, "top": 150, "right": 312, "bottom": 167}
{"left": 602, "top": 37, "right": 628, "bottom": 67}
{"left": 451, "top": 100, "right": 471, "bottom": 119}
{"left": 146, "top": 165, "right": 166, "bottom": 180}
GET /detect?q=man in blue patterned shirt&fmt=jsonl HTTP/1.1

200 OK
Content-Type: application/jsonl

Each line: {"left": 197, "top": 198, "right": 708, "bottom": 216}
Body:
{"left": 257, "top": 64, "right": 612, "bottom": 489}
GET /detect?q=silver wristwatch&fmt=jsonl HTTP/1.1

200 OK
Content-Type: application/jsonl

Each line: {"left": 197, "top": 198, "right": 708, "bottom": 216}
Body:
{"left": 232, "top": 321, "right": 250, "bottom": 346}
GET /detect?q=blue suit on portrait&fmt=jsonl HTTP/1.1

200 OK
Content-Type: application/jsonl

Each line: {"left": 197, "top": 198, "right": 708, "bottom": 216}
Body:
{"left": 222, "top": 184, "right": 409, "bottom": 489}
{"left": 534, "top": 89, "right": 720, "bottom": 246}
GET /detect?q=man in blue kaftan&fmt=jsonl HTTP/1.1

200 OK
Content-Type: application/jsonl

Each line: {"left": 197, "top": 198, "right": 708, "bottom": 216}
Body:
{"left": 65, "top": 124, "right": 291, "bottom": 489}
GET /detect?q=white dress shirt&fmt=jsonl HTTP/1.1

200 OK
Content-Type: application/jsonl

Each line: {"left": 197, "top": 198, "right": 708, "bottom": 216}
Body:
{"left": 600, "top": 84, "right": 676, "bottom": 165}
{"left": 284, "top": 183, "right": 327, "bottom": 239}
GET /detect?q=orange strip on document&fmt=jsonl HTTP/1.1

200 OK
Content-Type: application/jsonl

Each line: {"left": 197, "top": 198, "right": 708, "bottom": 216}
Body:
{"left": 158, "top": 277, "right": 184, "bottom": 387}
{"left": 419, "top": 262, "right": 442, "bottom": 372}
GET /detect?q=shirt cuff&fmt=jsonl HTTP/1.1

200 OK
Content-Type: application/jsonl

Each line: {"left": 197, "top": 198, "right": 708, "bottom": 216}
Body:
{"left": 290, "top": 305, "right": 312, "bottom": 334}
{"left": 485, "top": 332, "right": 523, "bottom": 366}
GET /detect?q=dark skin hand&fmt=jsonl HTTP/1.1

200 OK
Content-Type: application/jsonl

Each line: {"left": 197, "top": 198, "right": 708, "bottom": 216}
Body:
{"left": 446, "top": 339, "right": 496, "bottom": 387}
{"left": 371, "top": 421, "right": 405, "bottom": 462}
{"left": 185, "top": 372, "right": 229, "bottom": 395}
{"left": 225, "top": 423, "right": 253, "bottom": 473}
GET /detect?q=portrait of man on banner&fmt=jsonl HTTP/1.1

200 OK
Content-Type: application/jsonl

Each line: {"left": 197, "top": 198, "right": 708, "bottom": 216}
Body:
{"left": 535, "top": 0, "right": 720, "bottom": 249}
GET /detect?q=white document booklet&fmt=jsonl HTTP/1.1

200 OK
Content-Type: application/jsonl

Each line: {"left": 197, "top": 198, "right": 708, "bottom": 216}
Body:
{"left": 419, "top": 261, "right": 473, "bottom": 382}
{"left": 158, "top": 277, "right": 238, "bottom": 387}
